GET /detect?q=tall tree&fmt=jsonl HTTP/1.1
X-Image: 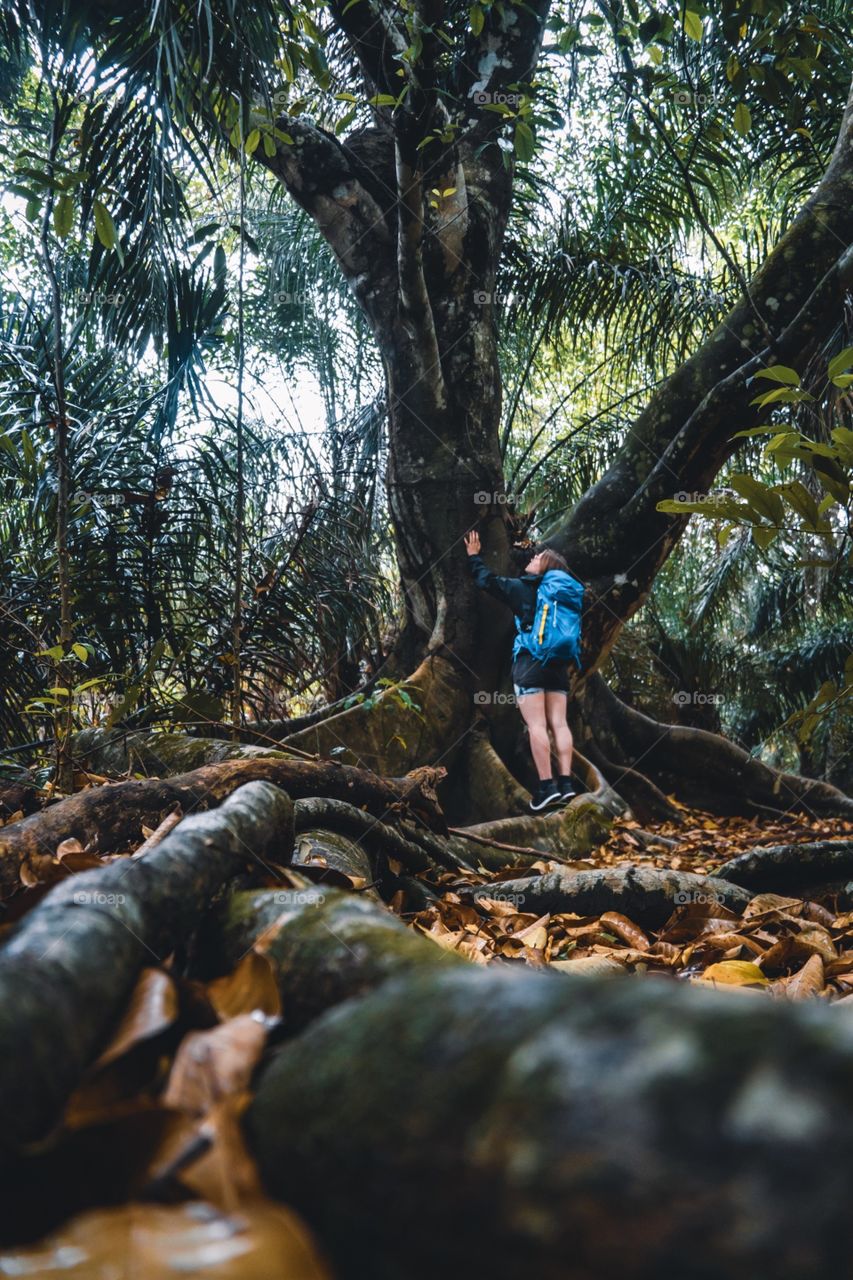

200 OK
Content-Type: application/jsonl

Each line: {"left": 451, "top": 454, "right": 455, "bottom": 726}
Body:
{"left": 4, "top": 0, "right": 852, "bottom": 818}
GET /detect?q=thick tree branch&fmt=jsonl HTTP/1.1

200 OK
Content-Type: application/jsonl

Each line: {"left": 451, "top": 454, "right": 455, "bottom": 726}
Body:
{"left": 252, "top": 116, "right": 396, "bottom": 322}
{"left": 555, "top": 73, "right": 853, "bottom": 570}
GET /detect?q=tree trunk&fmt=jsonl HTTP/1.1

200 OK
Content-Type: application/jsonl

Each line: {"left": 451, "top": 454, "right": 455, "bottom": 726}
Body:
{"left": 247, "top": 79, "right": 853, "bottom": 819}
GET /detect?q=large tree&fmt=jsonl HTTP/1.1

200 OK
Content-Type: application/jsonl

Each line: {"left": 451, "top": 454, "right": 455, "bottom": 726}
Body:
{"left": 4, "top": 0, "right": 853, "bottom": 821}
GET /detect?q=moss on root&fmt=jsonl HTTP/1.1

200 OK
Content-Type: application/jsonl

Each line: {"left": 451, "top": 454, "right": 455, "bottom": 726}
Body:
{"left": 282, "top": 656, "right": 471, "bottom": 775}
{"left": 204, "top": 887, "right": 466, "bottom": 1030}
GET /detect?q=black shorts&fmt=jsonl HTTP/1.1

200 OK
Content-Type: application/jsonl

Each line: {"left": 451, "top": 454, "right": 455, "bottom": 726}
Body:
{"left": 511, "top": 651, "right": 570, "bottom": 696}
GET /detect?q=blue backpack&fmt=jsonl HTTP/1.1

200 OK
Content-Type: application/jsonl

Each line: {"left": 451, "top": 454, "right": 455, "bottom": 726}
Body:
{"left": 513, "top": 570, "right": 584, "bottom": 669}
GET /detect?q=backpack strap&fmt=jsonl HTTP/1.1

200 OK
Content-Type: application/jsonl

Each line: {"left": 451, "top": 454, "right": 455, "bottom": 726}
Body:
{"left": 520, "top": 579, "right": 538, "bottom": 633}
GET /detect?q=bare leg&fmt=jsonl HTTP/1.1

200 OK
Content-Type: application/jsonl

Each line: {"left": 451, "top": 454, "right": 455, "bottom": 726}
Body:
{"left": 517, "top": 692, "right": 552, "bottom": 780}
{"left": 545, "top": 691, "right": 573, "bottom": 776}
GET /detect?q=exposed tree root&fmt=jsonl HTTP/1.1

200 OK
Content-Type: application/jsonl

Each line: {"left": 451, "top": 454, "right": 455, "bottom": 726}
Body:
{"left": 0, "top": 757, "right": 445, "bottom": 898}
{"left": 292, "top": 827, "right": 379, "bottom": 894}
{"left": 575, "top": 674, "right": 853, "bottom": 819}
{"left": 716, "top": 839, "right": 853, "bottom": 892}
{"left": 281, "top": 655, "right": 472, "bottom": 776}
{"left": 0, "top": 780, "right": 41, "bottom": 820}
{"left": 292, "top": 797, "right": 469, "bottom": 875}
{"left": 0, "top": 781, "right": 292, "bottom": 1153}
{"left": 438, "top": 743, "right": 630, "bottom": 868}
{"left": 482, "top": 864, "right": 752, "bottom": 924}
{"left": 246, "top": 963, "right": 853, "bottom": 1280}
{"left": 450, "top": 792, "right": 620, "bottom": 867}
{"left": 443, "top": 728, "right": 531, "bottom": 824}
{"left": 3, "top": 767, "right": 853, "bottom": 1279}
{"left": 578, "top": 735, "right": 684, "bottom": 824}
{"left": 202, "top": 885, "right": 465, "bottom": 1033}
{"left": 73, "top": 726, "right": 308, "bottom": 775}
{"left": 184, "top": 667, "right": 390, "bottom": 744}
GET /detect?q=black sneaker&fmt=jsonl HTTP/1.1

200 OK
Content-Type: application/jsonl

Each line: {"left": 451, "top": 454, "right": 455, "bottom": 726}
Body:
{"left": 557, "top": 775, "right": 577, "bottom": 803}
{"left": 529, "top": 779, "right": 562, "bottom": 812}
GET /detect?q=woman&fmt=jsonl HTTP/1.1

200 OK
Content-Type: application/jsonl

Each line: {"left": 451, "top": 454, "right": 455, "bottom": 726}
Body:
{"left": 465, "top": 529, "right": 580, "bottom": 812}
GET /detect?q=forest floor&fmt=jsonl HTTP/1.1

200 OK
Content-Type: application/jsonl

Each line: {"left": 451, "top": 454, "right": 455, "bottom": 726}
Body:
{"left": 409, "top": 806, "right": 853, "bottom": 996}
{"left": 3, "top": 790, "right": 853, "bottom": 1274}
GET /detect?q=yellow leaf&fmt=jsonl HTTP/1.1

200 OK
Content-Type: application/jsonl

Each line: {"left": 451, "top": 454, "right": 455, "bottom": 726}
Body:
{"left": 683, "top": 10, "right": 703, "bottom": 41}
{"left": 701, "top": 960, "right": 768, "bottom": 986}
{"left": 733, "top": 102, "right": 752, "bottom": 135}
{"left": 551, "top": 954, "right": 625, "bottom": 976}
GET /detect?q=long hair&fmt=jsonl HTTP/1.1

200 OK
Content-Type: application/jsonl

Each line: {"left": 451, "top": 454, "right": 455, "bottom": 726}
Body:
{"left": 536, "top": 547, "right": 570, "bottom": 574}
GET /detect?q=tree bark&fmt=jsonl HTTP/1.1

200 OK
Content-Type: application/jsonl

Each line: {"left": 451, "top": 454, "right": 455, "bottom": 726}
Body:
{"left": 246, "top": 962, "right": 853, "bottom": 1279}
{"left": 0, "top": 751, "right": 446, "bottom": 897}
{"left": 0, "top": 781, "right": 292, "bottom": 1153}
{"left": 716, "top": 839, "right": 853, "bottom": 893}
{"left": 201, "top": 884, "right": 466, "bottom": 1034}
{"left": 489, "top": 864, "right": 752, "bottom": 925}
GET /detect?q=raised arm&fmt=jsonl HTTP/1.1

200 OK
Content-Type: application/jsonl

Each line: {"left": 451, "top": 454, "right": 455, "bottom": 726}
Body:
{"left": 465, "top": 531, "right": 527, "bottom": 615}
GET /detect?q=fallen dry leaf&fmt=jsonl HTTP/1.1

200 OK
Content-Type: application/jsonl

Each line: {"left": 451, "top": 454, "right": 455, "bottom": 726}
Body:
{"left": 599, "top": 911, "right": 650, "bottom": 950}
{"left": 699, "top": 960, "right": 769, "bottom": 987}
{"left": 96, "top": 968, "right": 179, "bottom": 1068}
{"left": 178, "top": 1093, "right": 265, "bottom": 1209}
{"left": 0, "top": 1200, "right": 330, "bottom": 1278}
{"left": 550, "top": 954, "right": 625, "bottom": 977}
{"left": 771, "top": 953, "right": 826, "bottom": 1000}
{"left": 206, "top": 953, "right": 282, "bottom": 1021}
{"left": 163, "top": 1015, "right": 270, "bottom": 1117}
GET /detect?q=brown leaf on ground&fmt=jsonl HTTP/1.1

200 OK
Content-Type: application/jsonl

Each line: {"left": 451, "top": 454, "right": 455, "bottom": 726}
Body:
{"left": 771, "top": 953, "right": 826, "bottom": 1000}
{"left": 599, "top": 911, "right": 650, "bottom": 950}
{"left": 206, "top": 953, "right": 282, "bottom": 1021}
{"left": 177, "top": 1093, "right": 265, "bottom": 1209}
{"left": 162, "top": 1015, "right": 270, "bottom": 1117}
{"left": 96, "top": 968, "right": 179, "bottom": 1068}
{"left": 0, "top": 1200, "right": 330, "bottom": 1278}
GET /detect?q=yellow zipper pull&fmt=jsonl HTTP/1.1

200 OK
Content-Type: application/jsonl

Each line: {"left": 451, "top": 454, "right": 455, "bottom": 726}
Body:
{"left": 538, "top": 603, "right": 548, "bottom": 644}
